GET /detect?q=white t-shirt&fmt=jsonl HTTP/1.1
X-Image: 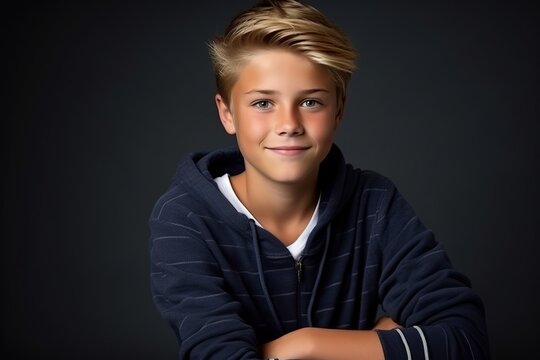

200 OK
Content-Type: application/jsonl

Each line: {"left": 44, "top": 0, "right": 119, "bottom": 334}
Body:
{"left": 214, "top": 174, "right": 319, "bottom": 260}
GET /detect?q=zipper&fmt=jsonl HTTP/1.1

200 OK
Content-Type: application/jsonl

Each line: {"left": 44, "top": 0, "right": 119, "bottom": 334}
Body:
{"left": 295, "top": 257, "right": 303, "bottom": 326}
{"left": 295, "top": 258, "right": 303, "bottom": 283}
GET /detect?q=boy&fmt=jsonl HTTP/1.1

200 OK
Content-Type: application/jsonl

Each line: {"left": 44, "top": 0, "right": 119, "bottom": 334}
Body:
{"left": 149, "top": 1, "right": 489, "bottom": 359}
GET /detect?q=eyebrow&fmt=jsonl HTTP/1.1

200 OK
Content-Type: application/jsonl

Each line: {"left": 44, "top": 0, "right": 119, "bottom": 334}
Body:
{"left": 244, "top": 88, "right": 330, "bottom": 95}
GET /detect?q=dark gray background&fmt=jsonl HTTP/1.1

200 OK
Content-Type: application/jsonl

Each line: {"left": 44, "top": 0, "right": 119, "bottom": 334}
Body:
{"left": 5, "top": 0, "right": 539, "bottom": 359}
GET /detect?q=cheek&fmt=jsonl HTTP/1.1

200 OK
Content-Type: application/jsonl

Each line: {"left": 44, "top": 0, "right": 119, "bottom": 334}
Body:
{"left": 308, "top": 113, "right": 338, "bottom": 139}
{"left": 234, "top": 112, "right": 268, "bottom": 141}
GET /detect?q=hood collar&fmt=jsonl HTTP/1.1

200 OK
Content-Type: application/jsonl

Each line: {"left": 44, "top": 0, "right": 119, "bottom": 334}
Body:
{"left": 173, "top": 144, "right": 356, "bottom": 237}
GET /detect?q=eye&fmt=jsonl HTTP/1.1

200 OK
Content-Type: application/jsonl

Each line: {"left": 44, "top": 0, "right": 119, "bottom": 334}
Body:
{"left": 252, "top": 100, "right": 273, "bottom": 109}
{"left": 301, "top": 99, "right": 321, "bottom": 108}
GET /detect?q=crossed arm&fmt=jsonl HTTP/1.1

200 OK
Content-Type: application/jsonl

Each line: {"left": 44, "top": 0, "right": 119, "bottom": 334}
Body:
{"left": 261, "top": 316, "right": 400, "bottom": 360}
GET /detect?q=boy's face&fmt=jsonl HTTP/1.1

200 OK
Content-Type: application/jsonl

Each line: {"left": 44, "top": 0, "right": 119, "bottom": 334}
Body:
{"left": 215, "top": 49, "right": 342, "bottom": 185}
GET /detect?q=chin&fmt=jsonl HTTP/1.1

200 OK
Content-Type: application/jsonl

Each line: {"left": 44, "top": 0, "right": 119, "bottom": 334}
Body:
{"left": 268, "top": 168, "right": 318, "bottom": 185}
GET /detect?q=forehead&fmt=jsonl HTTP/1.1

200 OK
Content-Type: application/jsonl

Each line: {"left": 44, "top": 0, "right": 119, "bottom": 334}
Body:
{"left": 231, "top": 49, "right": 336, "bottom": 94}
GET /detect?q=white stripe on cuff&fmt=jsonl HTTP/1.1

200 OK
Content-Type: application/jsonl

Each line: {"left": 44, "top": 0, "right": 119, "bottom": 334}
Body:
{"left": 395, "top": 328, "right": 412, "bottom": 360}
{"left": 414, "top": 325, "right": 429, "bottom": 360}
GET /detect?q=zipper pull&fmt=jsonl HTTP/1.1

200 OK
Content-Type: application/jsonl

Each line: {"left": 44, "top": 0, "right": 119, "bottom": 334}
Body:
{"left": 295, "top": 259, "right": 303, "bottom": 283}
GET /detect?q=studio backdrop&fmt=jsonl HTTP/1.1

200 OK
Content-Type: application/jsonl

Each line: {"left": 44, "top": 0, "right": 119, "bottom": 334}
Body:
{"left": 5, "top": 1, "right": 539, "bottom": 359}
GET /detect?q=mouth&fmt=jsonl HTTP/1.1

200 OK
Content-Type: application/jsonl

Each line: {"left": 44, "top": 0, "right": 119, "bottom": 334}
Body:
{"left": 265, "top": 145, "right": 311, "bottom": 156}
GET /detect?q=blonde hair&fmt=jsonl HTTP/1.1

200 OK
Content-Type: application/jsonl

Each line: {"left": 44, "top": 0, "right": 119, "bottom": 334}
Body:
{"left": 209, "top": 0, "right": 357, "bottom": 105}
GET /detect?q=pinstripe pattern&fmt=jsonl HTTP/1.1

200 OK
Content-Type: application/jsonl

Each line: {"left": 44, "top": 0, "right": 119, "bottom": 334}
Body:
{"left": 460, "top": 329, "right": 476, "bottom": 360}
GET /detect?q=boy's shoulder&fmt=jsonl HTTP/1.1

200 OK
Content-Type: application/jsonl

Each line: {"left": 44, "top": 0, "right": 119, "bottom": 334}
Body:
{"left": 149, "top": 183, "right": 195, "bottom": 223}
{"left": 149, "top": 148, "right": 239, "bottom": 225}
{"left": 345, "top": 165, "right": 396, "bottom": 196}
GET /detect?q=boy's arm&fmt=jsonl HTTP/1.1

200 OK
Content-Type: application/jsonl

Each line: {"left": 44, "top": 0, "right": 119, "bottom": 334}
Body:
{"left": 262, "top": 317, "right": 399, "bottom": 359}
{"left": 266, "top": 178, "right": 490, "bottom": 360}
{"left": 373, "top": 179, "right": 490, "bottom": 359}
{"left": 262, "top": 328, "right": 383, "bottom": 360}
{"left": 149, "top": 194, "right": 262, "bottom": 360}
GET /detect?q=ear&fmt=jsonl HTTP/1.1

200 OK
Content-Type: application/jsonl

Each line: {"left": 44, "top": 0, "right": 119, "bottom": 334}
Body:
{"left": 335, "top": 94, "right": 346, "bottom": 128}
{"left": 215, "top": 94, "right": 236, "bottom": 135}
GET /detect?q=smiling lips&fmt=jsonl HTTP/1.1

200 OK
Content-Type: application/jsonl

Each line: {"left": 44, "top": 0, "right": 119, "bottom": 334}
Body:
{"left": 266, "top": 145, "right": 311, "bottom": 156}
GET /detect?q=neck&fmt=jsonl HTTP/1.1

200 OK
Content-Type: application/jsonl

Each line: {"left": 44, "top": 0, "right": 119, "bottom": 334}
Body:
{"left": 230, "top": 168, "right": 319, "bottom": 245}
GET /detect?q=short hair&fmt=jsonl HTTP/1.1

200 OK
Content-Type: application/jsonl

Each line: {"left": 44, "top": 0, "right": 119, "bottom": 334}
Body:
{"left": 209, "top": 0, "right": 357, "bottom": 105}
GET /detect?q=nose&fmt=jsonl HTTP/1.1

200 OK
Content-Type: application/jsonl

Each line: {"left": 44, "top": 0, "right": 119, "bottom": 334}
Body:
{"left": 275, "top": 107, "right": 304, "bottom": 136}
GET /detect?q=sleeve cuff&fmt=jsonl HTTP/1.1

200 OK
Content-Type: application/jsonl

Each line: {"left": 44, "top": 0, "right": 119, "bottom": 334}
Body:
{"left": 377, "top": 326, "right": 431, "bottom": 360}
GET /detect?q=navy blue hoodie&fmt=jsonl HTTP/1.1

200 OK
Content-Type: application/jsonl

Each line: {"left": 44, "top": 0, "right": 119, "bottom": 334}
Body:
{"left": 149, "top": 145, "right": 489, "bottom": 359}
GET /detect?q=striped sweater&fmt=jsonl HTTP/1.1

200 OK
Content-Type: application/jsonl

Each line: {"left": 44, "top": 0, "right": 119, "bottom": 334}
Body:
{"left": 149, "top": 145, "right": 489, "bottom": 359}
